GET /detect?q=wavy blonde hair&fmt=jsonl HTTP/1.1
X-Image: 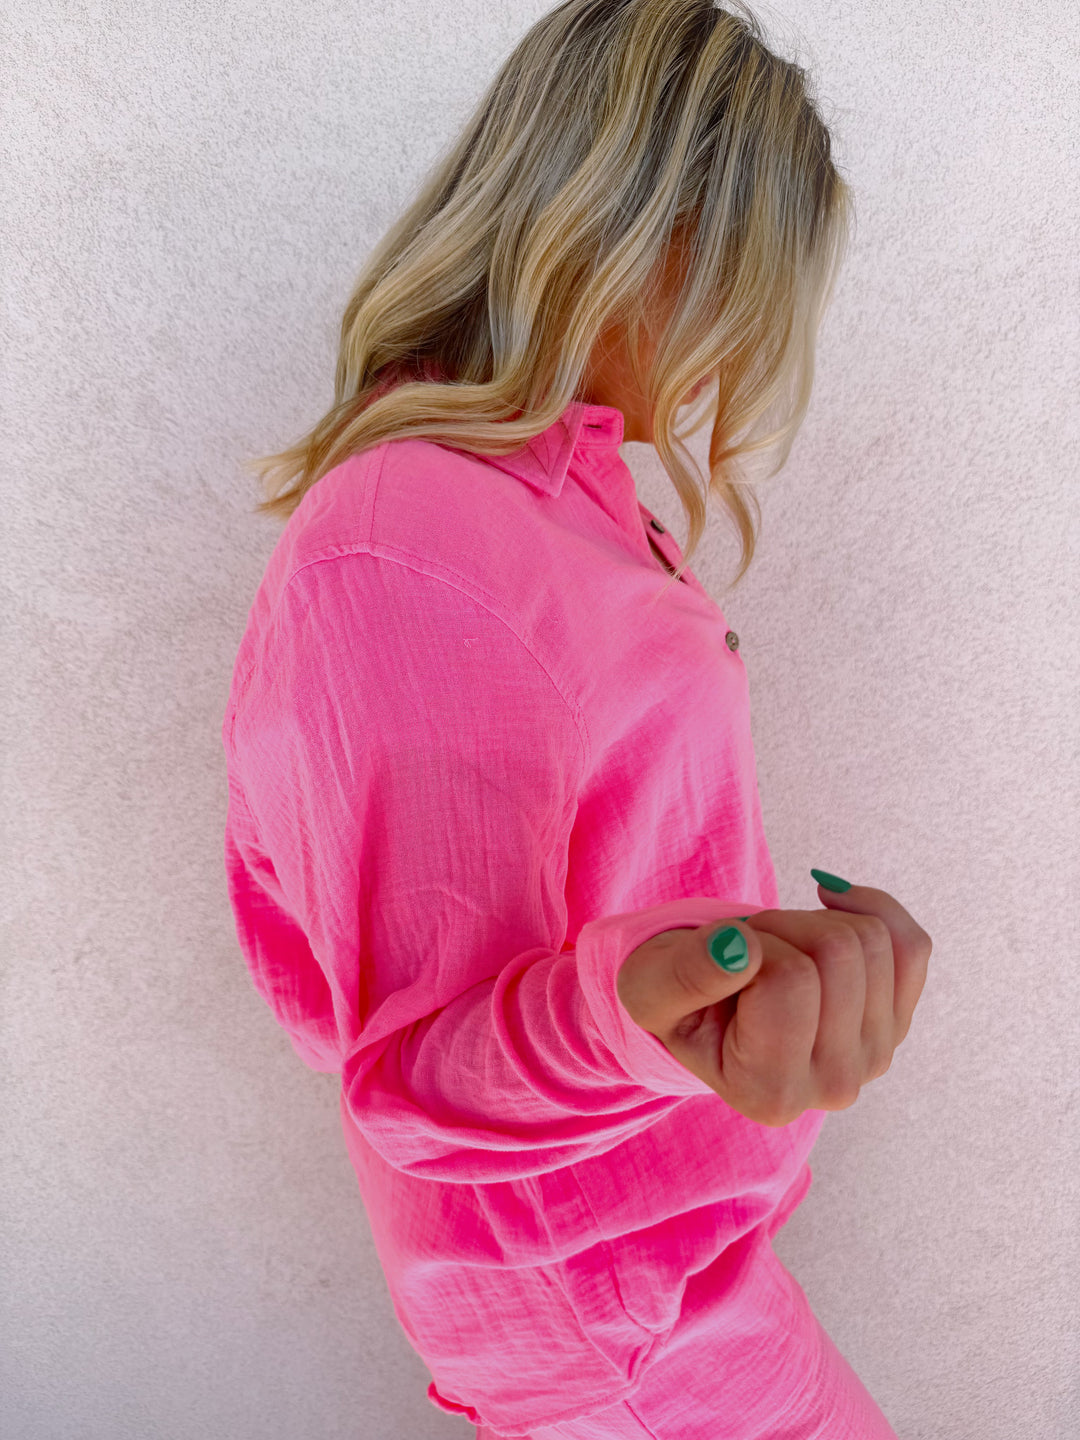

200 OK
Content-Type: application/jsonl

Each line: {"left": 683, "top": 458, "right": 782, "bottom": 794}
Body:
{"left": 245, "top": 0, "right": 854, "bottom": 596}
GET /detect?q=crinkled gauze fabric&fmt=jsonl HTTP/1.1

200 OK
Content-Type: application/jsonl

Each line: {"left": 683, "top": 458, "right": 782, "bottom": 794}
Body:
{"left": 221, "top": 377, "right": 898, "bottom": 1440}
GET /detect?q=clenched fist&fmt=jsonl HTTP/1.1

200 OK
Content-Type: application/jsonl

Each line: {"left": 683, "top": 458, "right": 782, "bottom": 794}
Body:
{"left": 615, "top": 881, "right": 932, "bottom": 1126}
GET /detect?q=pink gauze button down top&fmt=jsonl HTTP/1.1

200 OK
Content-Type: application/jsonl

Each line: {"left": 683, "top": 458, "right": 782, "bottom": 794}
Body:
{"left": 221, "top": 389, "right": 828, "bottom": 1437}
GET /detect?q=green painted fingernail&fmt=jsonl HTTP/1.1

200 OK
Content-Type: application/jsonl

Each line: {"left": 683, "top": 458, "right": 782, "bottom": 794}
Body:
{"left": 811, "top": 868, "right": 851, "bottom": 893}
{"left": 708, "top": 925, "right": 749, "bottom": 972}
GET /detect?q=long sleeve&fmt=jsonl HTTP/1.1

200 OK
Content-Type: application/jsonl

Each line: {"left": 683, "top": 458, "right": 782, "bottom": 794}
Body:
{"left": 223, "top": 550, "right": 759, "bottom": 1183}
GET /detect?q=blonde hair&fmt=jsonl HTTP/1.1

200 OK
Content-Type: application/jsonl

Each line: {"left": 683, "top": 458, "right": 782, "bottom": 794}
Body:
{"left": 245, "top": 0, "right": 854, "bottom": 597}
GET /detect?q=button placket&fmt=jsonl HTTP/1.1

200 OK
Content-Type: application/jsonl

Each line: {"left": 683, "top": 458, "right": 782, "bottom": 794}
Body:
{"left": 638, "top": 507, "right": 735, "bottom": 641}
{"left": 642, "top": 509, "right": 743, "bottom": 656}
{"left": 645, "top": 515, "right": 685, "bottom": 583}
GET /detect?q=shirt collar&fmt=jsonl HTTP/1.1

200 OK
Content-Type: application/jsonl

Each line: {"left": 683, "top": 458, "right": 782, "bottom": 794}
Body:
{"left": 479, "top": 400, "right": 626, "bottom": 497}
{"left": 376, "top": 363, "right": 627, "bottom": 497}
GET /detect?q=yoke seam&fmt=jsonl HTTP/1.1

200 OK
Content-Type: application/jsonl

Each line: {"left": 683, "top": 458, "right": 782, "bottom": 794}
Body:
{"left": 278, "top": 542, "right": 593, "bottom": 780}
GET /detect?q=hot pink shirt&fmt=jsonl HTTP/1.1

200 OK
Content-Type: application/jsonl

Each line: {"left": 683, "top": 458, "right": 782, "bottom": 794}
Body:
{"left": 221, "top": 395, "right": 828, "bottom": 1436}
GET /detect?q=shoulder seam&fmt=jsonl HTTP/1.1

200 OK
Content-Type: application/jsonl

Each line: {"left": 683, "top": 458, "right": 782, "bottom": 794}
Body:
{"left": 225, "top": 444, "right": 389, "bottom": 754}
{"left": 279, "top": 546, "right": 592, "bottom": 778}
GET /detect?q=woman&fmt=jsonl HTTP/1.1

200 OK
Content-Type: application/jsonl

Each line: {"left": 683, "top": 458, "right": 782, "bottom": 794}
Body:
{"left": 221, "top": 2, "right": 932, "bottom": 1436}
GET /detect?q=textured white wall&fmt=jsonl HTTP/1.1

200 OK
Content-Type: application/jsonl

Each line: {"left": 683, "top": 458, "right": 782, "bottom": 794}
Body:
{"left": 3, "top": 2, "right": 1078, "bottom": 1437}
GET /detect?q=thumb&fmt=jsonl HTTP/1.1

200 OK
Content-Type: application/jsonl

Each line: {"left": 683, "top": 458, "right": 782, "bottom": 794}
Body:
{"left": 620, "top": 918, "right": 764, "bottom": 1040}
{"left": 698, "top": 917, "right": 764, "bottom": 997}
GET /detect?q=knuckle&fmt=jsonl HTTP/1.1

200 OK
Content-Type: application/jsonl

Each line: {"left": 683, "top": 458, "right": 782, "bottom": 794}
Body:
{"left": 763, "top": 1082, "right": 803, "bottom": 1128}
{"left": 730, "top": 1073, "right": 795, "bottom": 1129}
{"left": 860, "top": 915, "right": 892, "bottom": 948}
{"left": 864, "top": 1046, "right": 893, "bottom": 1080}
{"left": 815, "top": 925, "right": 861, "bottom": 962}
{"left": 755, "top": 1102, "right": 795, "bottom": 1128}
{"left": 829, "top": 1088, "right": 861, "bottom": 1112}
{"left": 760, "top": 1111, "right": 793, "bottom": 1129}
{"left": 822, "top": 1070, "right": 862, "bottom": 1109}
{"left": 780, "top": 953, "right": 820, "bottom": 991}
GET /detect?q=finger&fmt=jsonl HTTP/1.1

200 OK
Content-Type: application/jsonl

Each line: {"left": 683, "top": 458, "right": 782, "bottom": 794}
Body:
{"left": 853, "top": 915, "right": 896, "bottom": 1077}
{"left": 806, "top": 921, "right": 867, "bottom": 1109}
{"left": 722, "top": 931, "right": 820, "bottom": 1121}
{"left": 739, "top": 906, "right": 883, "bottom": 1106}
{"left": 810, "top": 911, "right": 896, "bottom": 1092}
{"left": 814, "top": 882, "right": 932, "bottom": 1043}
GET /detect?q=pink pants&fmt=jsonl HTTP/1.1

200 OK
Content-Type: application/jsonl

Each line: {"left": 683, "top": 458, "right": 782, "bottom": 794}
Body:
{"left": 473, "top": 1252, "right": 899, "bottom": 1440}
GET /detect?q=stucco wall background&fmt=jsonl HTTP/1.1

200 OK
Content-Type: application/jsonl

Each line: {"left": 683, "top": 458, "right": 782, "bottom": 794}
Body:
{"left": 3, "top": 2, "right": 1078, "bottom": 1437}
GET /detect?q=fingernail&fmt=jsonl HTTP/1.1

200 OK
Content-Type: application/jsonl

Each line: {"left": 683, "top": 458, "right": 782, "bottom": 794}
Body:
{"left": 811, "top": 868, "right": 851, "bottom": 893}
{"left": 708, "top": 925, "right": 749, "bottom": 972}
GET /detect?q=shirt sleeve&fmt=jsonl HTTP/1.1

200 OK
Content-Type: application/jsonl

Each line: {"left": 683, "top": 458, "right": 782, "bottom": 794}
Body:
{"left": 223, "top": 550, "right": 762, "bottom": 1183}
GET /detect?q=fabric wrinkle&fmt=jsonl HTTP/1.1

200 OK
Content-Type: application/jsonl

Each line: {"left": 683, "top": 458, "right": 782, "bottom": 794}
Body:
{"left": 221, "top": 393, "right": 893, "bottom": 1438}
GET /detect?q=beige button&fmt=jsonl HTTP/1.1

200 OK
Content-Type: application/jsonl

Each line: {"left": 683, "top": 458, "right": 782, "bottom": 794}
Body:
{"left": 725, "top": 631, "right": 740, "bottom": 652}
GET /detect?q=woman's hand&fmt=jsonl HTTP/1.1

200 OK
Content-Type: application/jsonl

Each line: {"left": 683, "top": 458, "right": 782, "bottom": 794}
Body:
{"left": 615, "top": 883, "right": 932, "bottom": 1126}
